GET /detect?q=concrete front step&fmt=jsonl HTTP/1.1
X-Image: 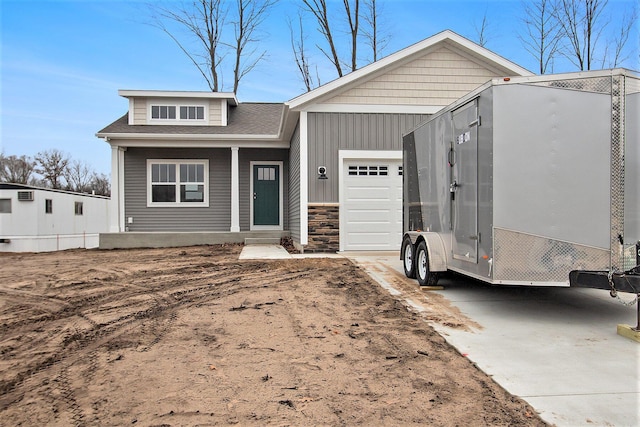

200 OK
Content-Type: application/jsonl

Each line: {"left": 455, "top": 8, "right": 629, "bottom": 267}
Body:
{"left": 244, "top": 237, "right": 281, "bottom": 245}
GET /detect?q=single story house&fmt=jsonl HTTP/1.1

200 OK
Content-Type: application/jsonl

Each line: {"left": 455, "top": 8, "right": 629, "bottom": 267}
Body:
{"left": 0, "top": 183, "right": 110, "bottom": 252}
{"left": 97, "top": 30, "right": 532, "bottom": 252}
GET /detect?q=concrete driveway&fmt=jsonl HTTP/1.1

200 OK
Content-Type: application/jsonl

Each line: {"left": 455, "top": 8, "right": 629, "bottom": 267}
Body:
{"left": 344, "top": 252, "right": 639, "bottom": 427}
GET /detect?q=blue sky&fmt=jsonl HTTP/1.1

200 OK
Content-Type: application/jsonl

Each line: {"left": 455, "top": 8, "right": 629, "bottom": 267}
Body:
{"left": 1, "top": 0, "right": 638, "bottom": 176}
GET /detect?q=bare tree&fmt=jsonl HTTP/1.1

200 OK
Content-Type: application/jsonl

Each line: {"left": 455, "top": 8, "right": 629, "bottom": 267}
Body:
{"left": 90, "top": 173, "right": 111, "bottom": 197}
{"left": 343, "top": 0, "right": 360, "bottom": 73}
{"left": 302, "top": 0, "right": 344, "bottom": 77}
{"left": 34, "top": 149, "right": 70, "bottom": 190}
{"left": 151, "top": 0, "right": 275, "bottom": 93}
{"left": 519, "top": 0, "right": 562, "bottom": 74}
{"left": 230, "top": 0, "right": 276, "bottom": 93}
{"left": 0, "top": 154, "right": 36, "bottom": 184}
{"left": 605, "top": 5, "right": 637, "bottom": 68}
{"left": 473, "top": 9, "right": 492, "bottom": 47}
{"left": 64, "top": 160, "right": 94, "bottom": 193}
{"left": 289, "top": 13, "right": 318, "bottom": 92}
{"left": 150, "top": 0, "right": 227, "bottom": 91}
{"left": 555, "top": 0, "right": 609, "bottom": 70}
{"left": 362, "top": 0, "right": 388, "bottom": 62}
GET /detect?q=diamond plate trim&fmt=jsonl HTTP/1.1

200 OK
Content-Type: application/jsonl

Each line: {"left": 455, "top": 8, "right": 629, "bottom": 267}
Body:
{"left": 493, "top": 228, "right": 610, "bottom": 283}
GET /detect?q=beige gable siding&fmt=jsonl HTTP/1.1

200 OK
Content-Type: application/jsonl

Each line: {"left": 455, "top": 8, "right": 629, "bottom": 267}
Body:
{"left": 132, "top": 98, "right": 147, "bottom": 124}
{"left": 324, "top": 46, "right": 500, "bottom": 106}
{"left": 208, "top": 99, "right": 223, "bottom": 126}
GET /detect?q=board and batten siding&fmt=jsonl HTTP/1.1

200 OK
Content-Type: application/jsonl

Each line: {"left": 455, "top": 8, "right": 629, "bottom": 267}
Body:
{"left": 238, "top": 148, "right": 289, "bottom": 231}
{"left": 288, "top": 124, "right": 301, "bottom": 243}
{"left": 324, "top": 46, "right": 501, "bottom": 107}
{"left": 124, "top": 147, "right": 231, "bottom": 231}
{"left": 308, "top": 112, "right": 430, "bottom": 203}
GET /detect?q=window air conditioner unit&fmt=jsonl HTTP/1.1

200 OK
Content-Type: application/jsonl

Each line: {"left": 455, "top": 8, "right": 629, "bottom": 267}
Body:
{"left": 17, "top": 191, "right": 34, "bottom": 201}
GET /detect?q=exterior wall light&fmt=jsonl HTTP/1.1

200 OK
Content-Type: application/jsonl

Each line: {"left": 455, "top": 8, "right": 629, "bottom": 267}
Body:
{"left": 318, "top": 166, "right": 328, "bottom": 180}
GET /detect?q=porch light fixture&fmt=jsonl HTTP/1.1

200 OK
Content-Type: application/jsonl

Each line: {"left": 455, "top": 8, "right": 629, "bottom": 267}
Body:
{"left": 318, "top": 166, "right": 328, "bottom": 180}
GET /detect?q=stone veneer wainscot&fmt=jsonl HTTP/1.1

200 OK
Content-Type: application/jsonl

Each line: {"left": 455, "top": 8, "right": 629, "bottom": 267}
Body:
{"left": 306, "top": 204, "right": 339, "bottom": 252}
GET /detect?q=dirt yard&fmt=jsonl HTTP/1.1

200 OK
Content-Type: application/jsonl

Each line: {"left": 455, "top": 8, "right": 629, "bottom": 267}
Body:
{"left": 0, "top": 245, "right": 546, "bottom": 426}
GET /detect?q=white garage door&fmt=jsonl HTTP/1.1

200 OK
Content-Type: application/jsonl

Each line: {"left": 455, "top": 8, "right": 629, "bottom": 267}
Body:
{"left": 342, "top": 160, "right": 403, "bottom": 251}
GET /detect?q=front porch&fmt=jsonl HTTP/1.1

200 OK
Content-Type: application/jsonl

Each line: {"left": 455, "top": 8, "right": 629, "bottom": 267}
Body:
{"left": 99, "top": 230, "right": 290, "bottom": 250}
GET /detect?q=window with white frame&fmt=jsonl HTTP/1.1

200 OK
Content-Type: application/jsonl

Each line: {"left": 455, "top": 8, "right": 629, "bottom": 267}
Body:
{"left": 148, "top": 160, "right": 208, "bottom": 206}
{"left": 151, "top": 105, "right": 176, "bottom": 120}
{"left": 150, "top": 104, "right": 205, "bottom": 122}
{"left": 180, "top": 106, "right": 205, "bottom": 120}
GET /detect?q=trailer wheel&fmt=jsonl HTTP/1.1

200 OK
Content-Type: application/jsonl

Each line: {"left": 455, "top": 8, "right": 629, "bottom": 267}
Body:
{"left": 416, "top": 241, "right": 439, "bottom": 287}
{"left": 402, "top": 237, "right": 416, "bottom": 278}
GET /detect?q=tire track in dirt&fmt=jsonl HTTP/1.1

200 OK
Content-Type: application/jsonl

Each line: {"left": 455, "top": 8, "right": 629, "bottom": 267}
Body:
{"left": 0, "top": 246, "right": 546, "bottom": 426}
{"left": 0, "top": 248, "right": 327, "bottom": 414}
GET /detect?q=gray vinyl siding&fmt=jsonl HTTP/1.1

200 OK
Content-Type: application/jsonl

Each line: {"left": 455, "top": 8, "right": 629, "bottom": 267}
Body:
{"left": 238, "top": 148, "right": 289, "bottom": 231}
{"left": 307, "top": 112, "right": 430, "bottom": 203}
{"left": 124, "top": 147, "right": 231, "bottom": 231}
{"left": 125, "top": 147, "right": 289, "bottom": 232}
{"left": 288, "top": 124, "right": 301, "bottom": 242}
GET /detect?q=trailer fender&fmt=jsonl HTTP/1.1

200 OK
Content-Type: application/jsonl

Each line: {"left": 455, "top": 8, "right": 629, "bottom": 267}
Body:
{"left": 416, "top": 232, "right": 448, "bottom": 273}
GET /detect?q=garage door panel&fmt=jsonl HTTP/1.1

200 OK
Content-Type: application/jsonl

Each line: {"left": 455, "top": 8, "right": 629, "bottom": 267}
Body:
{"left": 343, "top": 159, "right": 402, "bottom": 251}
{"left": 345, "top": 232, "right": 395, "bottom": 249}
{"left": 345, "top": 186, "right": 392, "bottom": 200}
{"left": 345, "top": 210, "right": 392, "bottom": 224}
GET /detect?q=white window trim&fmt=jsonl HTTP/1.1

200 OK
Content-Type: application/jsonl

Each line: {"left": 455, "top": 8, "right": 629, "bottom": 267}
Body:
{"left": 148, "top": 103, "right": 209, "bottom": 125}
{"left": 249, "top": 161, "right": 283, "bottom": 231}
{"left": 146, "top": 159, "right": 209, "bottom": 207}
{"left": 179, "top": 105, "right": 206, "bottom": 120}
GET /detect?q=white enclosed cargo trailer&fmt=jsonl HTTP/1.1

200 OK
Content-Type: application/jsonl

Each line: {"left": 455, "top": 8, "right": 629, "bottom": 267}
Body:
{"left": 401, "top": 69, "right": 639, "bottom": 300}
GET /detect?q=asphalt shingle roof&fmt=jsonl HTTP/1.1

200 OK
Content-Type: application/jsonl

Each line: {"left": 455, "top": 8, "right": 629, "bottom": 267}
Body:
{"left": 97, "top": 103, "right": 285, "bottom": 136}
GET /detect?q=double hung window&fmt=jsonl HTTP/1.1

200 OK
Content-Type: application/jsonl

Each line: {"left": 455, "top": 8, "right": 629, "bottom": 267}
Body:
{"left": 148, "top": 160, "right": 208, "bottom": 206}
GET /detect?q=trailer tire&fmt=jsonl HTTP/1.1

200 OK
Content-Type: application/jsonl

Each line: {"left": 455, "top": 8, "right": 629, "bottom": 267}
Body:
{"left": 416, "top": 241, "right": 439, "bottom": 287}
{"left": 402, "top": 237, "right": 416, "bottom": 278}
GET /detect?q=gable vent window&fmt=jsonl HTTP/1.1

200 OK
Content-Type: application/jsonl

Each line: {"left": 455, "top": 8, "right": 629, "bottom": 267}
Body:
{"left": 348, "top": 165, "right": 389, "bottom": 176}
{"left": 17, "top": 191, "right": 34, "bottom": 201}
{"left": 180, "top": 106, "right": 205, "bottom": 120}
{"left": 151, "top": 105, "right": 176, "bottom": 120}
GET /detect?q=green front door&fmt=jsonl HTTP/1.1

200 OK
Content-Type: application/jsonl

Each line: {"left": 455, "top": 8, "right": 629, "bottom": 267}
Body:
{"left": 253, "top": 165, "right": 280, "bottom": 226}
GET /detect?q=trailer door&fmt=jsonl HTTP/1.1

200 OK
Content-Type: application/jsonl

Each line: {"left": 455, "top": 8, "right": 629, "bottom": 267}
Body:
{"left": 451, "top": 99, "right": 478, "bottom": 263}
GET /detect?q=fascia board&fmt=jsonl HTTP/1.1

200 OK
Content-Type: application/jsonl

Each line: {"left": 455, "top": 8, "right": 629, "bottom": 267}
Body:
{"left": 95, "top": 132, "right": 282, "bottom": 141}
{"left": 100, "top": 138, "right": 290, "bottom": 149}
{"left": 118, "top": 90, "right": 239, "bottom": 106}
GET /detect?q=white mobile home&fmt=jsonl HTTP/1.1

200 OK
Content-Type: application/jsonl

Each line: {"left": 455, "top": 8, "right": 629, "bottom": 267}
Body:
{"left": 0, "top": 183, "right": 110, "bottom": 252}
